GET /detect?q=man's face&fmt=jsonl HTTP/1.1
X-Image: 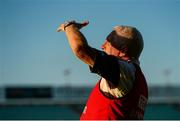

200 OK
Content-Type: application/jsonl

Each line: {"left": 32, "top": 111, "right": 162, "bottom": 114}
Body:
{"left": 101, "top": 40, "right": 119, "bottom": 56}
{"left": 101, "top": 40, "right": 111, "bottom": 54}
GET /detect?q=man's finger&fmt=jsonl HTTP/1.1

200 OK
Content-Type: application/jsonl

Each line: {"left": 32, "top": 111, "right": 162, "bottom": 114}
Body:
{"left": 57, "top": 25, "right": 64, "bottom": 32}
{"left": 56, "top": 27, "right": 62, "bottom": 32}
{"left": 81, "top": 21, "right": 89, "bottom": 27}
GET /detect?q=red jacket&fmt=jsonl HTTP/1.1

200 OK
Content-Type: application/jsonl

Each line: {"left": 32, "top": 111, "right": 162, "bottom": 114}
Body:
{"left": 80, "top": 64, "right": 148, "bottom": 120}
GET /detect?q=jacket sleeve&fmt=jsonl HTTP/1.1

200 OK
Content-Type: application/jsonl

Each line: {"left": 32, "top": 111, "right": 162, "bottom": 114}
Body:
{"left": 89, "top": 49, "right": 120, "bottom": 86}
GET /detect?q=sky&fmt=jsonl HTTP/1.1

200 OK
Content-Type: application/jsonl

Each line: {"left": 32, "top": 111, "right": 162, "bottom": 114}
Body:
{"left": 0, "top": 0, "right": 179, "bottom": 87}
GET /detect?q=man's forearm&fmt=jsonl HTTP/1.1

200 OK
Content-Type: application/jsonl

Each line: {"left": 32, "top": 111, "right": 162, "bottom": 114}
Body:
{"left": 65, "top": 24, "right": 88, "bottom": 54}
{"left": 64, "top": 24, "right": 95, "bottom": 67}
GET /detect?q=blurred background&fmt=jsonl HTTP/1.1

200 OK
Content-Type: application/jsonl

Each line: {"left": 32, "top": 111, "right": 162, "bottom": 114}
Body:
{"left": 0, "top": 0, "right": 180, "bottom": 119}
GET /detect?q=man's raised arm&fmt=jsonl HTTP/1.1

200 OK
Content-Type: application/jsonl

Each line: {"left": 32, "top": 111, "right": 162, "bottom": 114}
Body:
{"left": 57, "top": 21, "right": 96, "bottom": 67}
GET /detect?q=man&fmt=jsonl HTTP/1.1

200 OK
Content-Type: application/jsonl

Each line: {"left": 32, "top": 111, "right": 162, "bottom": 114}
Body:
{"left": 57, "top": 20, "right": 148, "bottom": 120}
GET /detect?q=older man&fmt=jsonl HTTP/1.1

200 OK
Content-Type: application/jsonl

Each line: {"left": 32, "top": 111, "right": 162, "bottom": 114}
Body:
{"left": 57, "top": 20, "right": 148, "bottom": 120}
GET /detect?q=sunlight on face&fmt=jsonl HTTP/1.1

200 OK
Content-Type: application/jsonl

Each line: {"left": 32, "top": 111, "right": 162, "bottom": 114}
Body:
{"left": 101, "top": 40, "right": 119, "bottom": 56}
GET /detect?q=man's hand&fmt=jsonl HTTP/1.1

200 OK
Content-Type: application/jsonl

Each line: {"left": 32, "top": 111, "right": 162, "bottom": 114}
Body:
{"left": 57, "top": 20, "right": 89, "bottom": 32}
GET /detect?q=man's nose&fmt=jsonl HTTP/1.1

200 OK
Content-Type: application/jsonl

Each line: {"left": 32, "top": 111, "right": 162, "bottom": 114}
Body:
{"left": 101, "top": 43, "right": 105, "bottom": 50}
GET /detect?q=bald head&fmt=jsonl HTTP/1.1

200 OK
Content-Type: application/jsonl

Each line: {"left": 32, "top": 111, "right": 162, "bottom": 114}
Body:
{"left": 106, "top": 25, "right": 144, "bottom": 59}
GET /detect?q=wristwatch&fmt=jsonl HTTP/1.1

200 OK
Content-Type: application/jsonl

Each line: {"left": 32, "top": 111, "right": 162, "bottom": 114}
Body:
{"left": 64, "top": 20, "right": 76, "bottom": 31}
